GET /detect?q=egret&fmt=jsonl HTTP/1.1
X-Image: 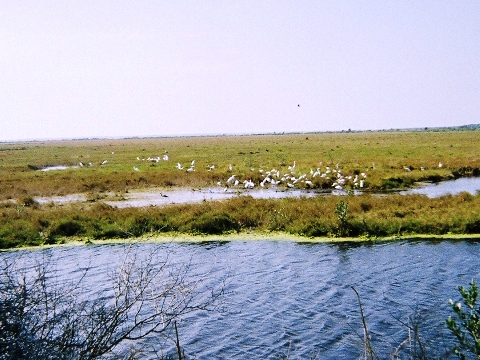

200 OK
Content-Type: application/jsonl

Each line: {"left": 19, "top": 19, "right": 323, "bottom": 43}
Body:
{"left": 133, "top": 167, "right": 140, "bottom": 172}
{"left": 227, "top": 175, "right": 236, "bottom": 184}
{"left": 101, "top": 160, "right": 108, "bottom": 165}
{"left": 163, "top": 154, "right": 169, "bottom": 161}
{"left": 244, "top": 179, "right": 254, "bottom": 189}
{"left": 176, "top": 163, "right": 184, "bottom": 170}
{"left": 288, "top": 161, "right": 296, "bottom": 172}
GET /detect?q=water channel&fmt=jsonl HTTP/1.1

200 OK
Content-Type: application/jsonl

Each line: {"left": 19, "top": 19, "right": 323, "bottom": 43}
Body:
{"left": 2, "top": 239, "right": 479, "bottom": 359}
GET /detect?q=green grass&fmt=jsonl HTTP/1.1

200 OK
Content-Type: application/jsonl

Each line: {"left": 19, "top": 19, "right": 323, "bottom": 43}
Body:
{"left": 1, "top": 190, "right": 480, "bottom": 249}
{"left": 1, "top": 130, "right": 480, "bottom": 248}
{"left": 1, "top": 130, "right": 479, "bottom": 199}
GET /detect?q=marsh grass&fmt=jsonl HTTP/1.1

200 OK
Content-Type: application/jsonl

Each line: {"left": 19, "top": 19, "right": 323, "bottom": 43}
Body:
{"left": 1, "top": 130, "right": 480, "bottom": 248}
{"left": 1, "top": 190, "right": 479, "bottom": 248}
{"left": 1, "top": 131, "right": 479, "bottom": 199}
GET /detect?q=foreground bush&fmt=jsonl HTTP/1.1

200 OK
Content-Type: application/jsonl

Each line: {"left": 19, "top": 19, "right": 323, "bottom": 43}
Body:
{"left": 446, "top": 280, "right": 480, "bottom": 359}
{"left": 0, "top": 247, "right": 222, "bottom": 359}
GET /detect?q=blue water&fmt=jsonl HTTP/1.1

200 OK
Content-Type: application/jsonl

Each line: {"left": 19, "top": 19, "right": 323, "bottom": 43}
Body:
{"left": 2, "top": 239, "right": 479, "bottom": 359}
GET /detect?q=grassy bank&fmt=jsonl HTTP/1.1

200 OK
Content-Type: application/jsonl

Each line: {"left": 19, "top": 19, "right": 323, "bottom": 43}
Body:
{"left": 1, "top": 130, "right": 480, "bottom": 249}
{"left": 1, "top": 191, "right": 479, "bottom": 249}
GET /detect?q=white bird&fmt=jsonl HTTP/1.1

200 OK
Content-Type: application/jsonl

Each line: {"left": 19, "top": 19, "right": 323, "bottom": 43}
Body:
{"left": 227, "top": 175, "right": 236, "bottom": 184}
{"left": 244, "top": 179, "right": 255, "bottom": 189}
{"left": 163, "top": 154, "right": 169, "bottom": 161}
{"left": 176, "top": 163, "right": 184, "bottom": 170}
{"left": 101, "top": 160, "right": 108, "bottom": 165}
{"left": 133, "top": 166, "right": 140, "bottom": 172}
{"left": 438, "top": 162, "right": 444, "bottom": 168}
{"left": 288, "top": 161, "right": 296, "bottom": 172}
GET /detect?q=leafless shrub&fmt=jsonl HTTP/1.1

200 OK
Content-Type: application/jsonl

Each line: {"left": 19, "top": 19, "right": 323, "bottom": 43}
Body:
{"left": 0, "top": 246, "right": 223, "bottom": 359}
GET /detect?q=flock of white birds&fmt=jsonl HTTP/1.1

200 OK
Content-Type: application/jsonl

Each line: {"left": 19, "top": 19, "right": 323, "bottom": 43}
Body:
{"left": 131, "top": 153, "right": 367, "bottom": 191}
{"left": 217, "top": 163, "right": 367, "bottom": 191}
{"left": 73, "top": 151, "right": 448, "bottom": 192}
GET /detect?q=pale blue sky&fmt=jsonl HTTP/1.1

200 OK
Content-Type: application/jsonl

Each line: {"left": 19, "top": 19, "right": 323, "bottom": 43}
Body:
{"left": 1, "top": 1, "right": 479, "bottom": 141}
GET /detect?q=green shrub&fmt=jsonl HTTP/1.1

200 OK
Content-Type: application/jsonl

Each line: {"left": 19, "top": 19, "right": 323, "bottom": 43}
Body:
{"left": 446, "top": 280, "right": 480, "bottom": 359}
{"left": 335, "top": 200, "right": 349, "bottom": 237}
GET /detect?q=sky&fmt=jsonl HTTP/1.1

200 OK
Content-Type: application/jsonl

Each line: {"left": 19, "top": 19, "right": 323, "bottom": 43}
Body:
{"left": 1, "top": 1, "right": 479, "bottom": 141}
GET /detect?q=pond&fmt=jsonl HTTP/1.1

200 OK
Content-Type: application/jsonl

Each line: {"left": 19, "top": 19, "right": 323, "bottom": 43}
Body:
{"left": 2, "top": 239, "right": 479, "bottom": 359}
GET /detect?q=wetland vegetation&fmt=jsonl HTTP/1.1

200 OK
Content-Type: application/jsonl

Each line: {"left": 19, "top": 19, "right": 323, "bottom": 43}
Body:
{"left": 1, "top": 129, "right": 479, "bottom": 249}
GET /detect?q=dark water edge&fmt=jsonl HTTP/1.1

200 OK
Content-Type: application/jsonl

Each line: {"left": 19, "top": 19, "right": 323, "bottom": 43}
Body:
{"left": 2, "top": 239, "right": 479, "bottom": 359}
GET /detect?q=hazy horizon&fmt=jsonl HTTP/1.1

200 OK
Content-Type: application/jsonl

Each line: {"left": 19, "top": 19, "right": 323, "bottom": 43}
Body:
{"left": 1, "top": 1, "right": 479, "bottom": 141}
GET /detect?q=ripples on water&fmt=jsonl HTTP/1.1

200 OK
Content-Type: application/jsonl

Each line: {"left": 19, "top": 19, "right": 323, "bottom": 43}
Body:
{"left": 2, "top": 240, "right": 479, "bottom": 359}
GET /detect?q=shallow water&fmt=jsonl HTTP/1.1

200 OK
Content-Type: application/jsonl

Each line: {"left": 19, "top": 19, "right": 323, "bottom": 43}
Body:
{"left": 401, "top": 176, "right": 480, "bottom": 197}
{"left": 35, "top": 177, "right": 480, "bottom": 208}
{"left": 3, "top": 240, "right": 478, "bottom": 359}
